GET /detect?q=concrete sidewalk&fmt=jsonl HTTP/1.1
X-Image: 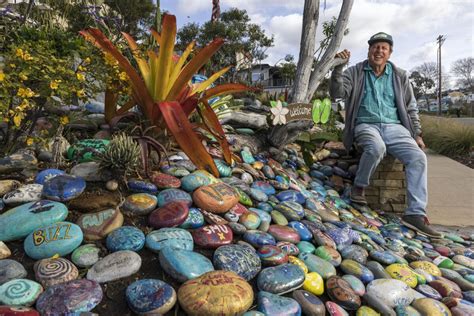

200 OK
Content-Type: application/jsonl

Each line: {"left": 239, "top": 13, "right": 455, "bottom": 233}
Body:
{"left": 426, "top": 152, "right": 474, "bottom": 227}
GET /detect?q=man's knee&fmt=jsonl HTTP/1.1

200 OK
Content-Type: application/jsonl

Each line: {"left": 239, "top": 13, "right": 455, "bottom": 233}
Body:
{"left": 365, "top": 142, "right": 386, "bottom": 160}
{"left": 410, "top": 149, "right": 427, "bottom": 167}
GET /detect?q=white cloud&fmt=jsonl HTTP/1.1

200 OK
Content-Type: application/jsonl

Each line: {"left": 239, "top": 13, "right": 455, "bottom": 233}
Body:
{"left": 174, "top": 0, "right": 209, "bottom": 16}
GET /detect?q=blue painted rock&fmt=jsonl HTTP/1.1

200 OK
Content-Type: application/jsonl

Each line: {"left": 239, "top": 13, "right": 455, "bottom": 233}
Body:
{"left": 76, "top": 207, "right": 123, "bottom": 241}
{"left": 146, "top": 228, "right": 193, "bottom": 252}
{"left": 340, "top": 259, "right": 374, "bottom": 283}
{"left": 299, "top": 253, "right": 337, "bottom": 280}
{"left": 326, "top": 276, "right": 361, "bottom": 310}
{"left": 24, "top": 221, "right": 83, "bottom": 259}
{"left": 71, "top": 244, "right": 100, "bottom": 268}
{"left": 315, "top": 246, "right": 342, "bottom": 266}
{"left": 42, "top": 175, "right": 86, "bottom": 201}
{"left": 178, "top": 271, "right": 253, "bottom": 316}
{"left": 268, "top": 225, "right": 301, "bottom": 243}
{"left": 192, "top": 183, "right": 239, "bottom": 214}
{"left": 251, "top": 208, "right": 272, "bottom": 230}
{"left": 278, "top": 241, "right": 300, "bottom": 256}
{"left": 251, "top": 181, "right": 276, "bottom": 195}
{"left": 326, "top": 227, "right": 353, "bottom": 249}
{"left": 35, "top": 169, "right": 65, "bottom": 185}
{"left": 342, "top": 274, "right": 366, "bottom": 296}
{"left": 262, "top": 165, "right": 275, "bottom": 179}
{"left": 3, "top": 184, "right": 43, "bottom": 205}
{"left": 313, "top": 230, "right": 337, "bottom": 248}
{"left": 127, "top": 179, "right": 158, "bottom": 193}
{"left": 179, "top": 207, "right": 205, "bottom": 229}
{"left": 150, "top": 172, "right": 181, "bottom": 189}
{"left": 276, "top": 190, "right": 306, "bottom": 204}
{"left": 249, "top": 188, "right": 268, "bottom": 202}
{"left": 84, "top": 100, "right": 104, "bottom": 113}
{"left": 126, "top": 279, "right": 176, "bottom": 314}
{"left": 297, "top": 241, "right": 316, "bottom": 254}
{"left": 0, "top": 279, "right": 43, "bottom": 306}
{"left": 87, "top": 250, "right": 141, "bottom": 283}
{"left": 288, "top": 221, "right": 312, "bottom": 241}
{"left": 258, "top": 245, "right": 289, "bottom": 266}
{"left": 0, "top": 200, "right": 68, "bottom": 242}
{"left": 36, "top": 279, "right": 102, "bottom": 315}
{"left": 149, "top": 201, "right": 189, "bottom": 228}
{"left": 122, "top": 193, "right": 157, "bottom": 215}
{"left": 370, "top": 250, "right": 397, "bottom": 265}
{"left": 416, "top": 284, "right": 443, "bottom": 300}
{"left": 243, "top": 230, "right": 276, "bottom": 248}
{"left": 106, "top": 226, "right": 145, "bottom": 252}
{"left": 192, "top": 224, "right": 233, "bottom": 249}
{"left": 213, "top": 244, "right": 261, "bottom": 281}
{"left": 239, "top": 211, "right": 261, "bottom": 230}
{"left": 257, "top": 291, "right": 301, "bottom": 316}
{"left": 159, "top": 247, "right": 213, "bottom": 282}
{"left": 257, "top": 202, "right": 273, "bottom": 212}
{"left": 0, "top": 259, "right": 27, "bottom": 285}
{"left": 340, "top": 245, "right": 369, "bottom": 265}
{"left": 34, "top": 257, "right": 78, "bottom": 288}
{"left": 180, "top": 172, "right": 212, "bottom": 192}
{"left": 274, "top": 201, "right": 305, "bottom": 221}
{"left": 257, "top": 264, "right": 305, "bottom": 294}
{"left": 157, "top": 188, "right": 192, "bottom": 207}
{"left": 292, "top": 289, "right": 326, "bottom": 316}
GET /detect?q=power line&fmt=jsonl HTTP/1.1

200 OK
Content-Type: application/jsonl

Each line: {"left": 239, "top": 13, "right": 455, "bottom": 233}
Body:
{"left": 436, "top": 34, "right": 446, "bottom": 116}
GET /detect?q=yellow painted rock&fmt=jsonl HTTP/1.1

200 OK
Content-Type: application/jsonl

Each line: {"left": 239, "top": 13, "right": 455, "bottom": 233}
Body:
{"left": 302, "top": 272, "right": 324, "bottom": 296}
{"left": 356, "top": 306, "right": 380, "bottom": 316}
{"left": 411, "top": 298, "right": 452, "bottom": 316}
{"left": 409, "top": 261, "right": 441, "bottom": 277}
{"left": 288, "top": 256, "right": 308, "bottom": 274}
{"left": 178, "top": 270, "right": 253, "bottom": 316}
{"left": 385, "top": 264, "right": 418, "bottom": 288}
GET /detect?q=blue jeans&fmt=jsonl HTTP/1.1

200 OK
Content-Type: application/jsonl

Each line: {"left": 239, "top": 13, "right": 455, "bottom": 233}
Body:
{"left": 354, "top": 123, "right": 427, "bottom": 216}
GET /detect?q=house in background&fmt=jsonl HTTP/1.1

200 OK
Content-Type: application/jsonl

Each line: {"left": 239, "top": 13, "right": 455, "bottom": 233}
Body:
{"left": 237, "top": 64, "right": 293, "bottom": 95}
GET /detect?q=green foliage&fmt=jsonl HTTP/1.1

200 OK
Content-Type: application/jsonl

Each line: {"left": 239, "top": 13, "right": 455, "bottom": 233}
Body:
{"left": 277, "top": 54, "right": 297, "bottom": 85}
{"left": 98, "top": 133, "right": 141, "bottom": 177}
{"left": 410, "top": 71, "right": 434, "bottom": 100}
{"left": 421, "top": 116, "right": 474, "bottom": 155}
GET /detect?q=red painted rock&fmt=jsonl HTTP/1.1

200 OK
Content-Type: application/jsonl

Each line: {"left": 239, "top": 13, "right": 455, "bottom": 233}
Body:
{"left": 149, "top": 201, "right": 189, "bottom": 228}
{"left": 192, "top": 183, "right": 239, "bottom": 214}
{"left": 0, "top": 306, "right": 40, "bottom": 316}
{"left": 257, "top": 245, "right": 289, "bottom": 266}
{"left": 192, "top": 224, "right": 233, "bottom": 249}
{"left": 200, "top": 209, "right": 228, "bottom": 225}
{"left": 76, "top": 208, "right": 124, "bottom": 241}
{"left": 150, "top": 172, "right": 181, "bottom": 189}
{"left": 326, "top": 276, "right": 361, "bottom": 310}
{"left": 268, "top": 225, "right": 301, "bottom": 243}
{"left": 429, "top": 279, "right": 463, "bottom": 298}
{"left": 435, "top": 246, "right": 452, "bottom": 257}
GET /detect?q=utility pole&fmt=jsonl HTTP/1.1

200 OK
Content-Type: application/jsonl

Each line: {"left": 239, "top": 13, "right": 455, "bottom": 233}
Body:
{"left": 436, "top": 35, "right": 446, "bottom": 116}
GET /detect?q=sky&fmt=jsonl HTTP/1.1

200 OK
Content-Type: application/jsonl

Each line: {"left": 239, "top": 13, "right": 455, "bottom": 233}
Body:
{"left": 160, "top": 0, "right": 473, "bottom": 88}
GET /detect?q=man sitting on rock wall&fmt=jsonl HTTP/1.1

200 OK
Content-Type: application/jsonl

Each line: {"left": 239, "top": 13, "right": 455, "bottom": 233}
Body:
{"left": 330, "top": 32, "right": 442, "bottom": 237}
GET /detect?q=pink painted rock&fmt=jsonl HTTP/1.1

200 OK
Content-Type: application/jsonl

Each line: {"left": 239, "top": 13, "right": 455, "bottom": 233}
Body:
{"left": 150, "top": 172, "right": 181, "bottom": 189}
{"left": 268, "top": 225, "right": 301, "bottom": 243}
{"left": 148, "top": 201, "right": 189, "bottom": 228}
{"left": 192, "top": 183, "right": 239, "bottom": 214}
{"left": 192, "top": 224, "right": 233, "bottom": 249}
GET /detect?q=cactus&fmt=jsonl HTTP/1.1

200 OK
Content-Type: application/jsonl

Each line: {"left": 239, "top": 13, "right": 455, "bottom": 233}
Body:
{"left": 98, "top": 133, "right": 141, "bottom": 177}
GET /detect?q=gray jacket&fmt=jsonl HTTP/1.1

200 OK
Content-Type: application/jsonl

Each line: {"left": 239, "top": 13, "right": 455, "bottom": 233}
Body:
{"left": 330, "top": 60, "right": 421, "bottom": 151}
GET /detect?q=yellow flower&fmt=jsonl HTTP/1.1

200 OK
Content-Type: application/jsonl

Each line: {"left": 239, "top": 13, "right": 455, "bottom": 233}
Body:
{"left": 23, "top": 53, "right": 33, "bottom": 61}
{"left": 18, "top": 99, "right": 29, "bottom": 110}
{"left": 84, "top": 57, "right": 91, "bottom": 64}
{"left": 50, "top": 80, "right": 61, "bottom": 90}
{"left": 19, "top": 73, "right": 28, "bottom": 81}
{"left": 17, "top": 87, "right": 36, "bottom": 98}
{"left": 26, "top": 137, "right": 34, "bottom": 146}
{"left": 76, "top": 89, "right": 85, "bottom": 97}
{"left": 104, "top": 53, "right": 118, "bottom": 66}
{"left": 76, "top": 73, "right": 86, "bottom": 81}
{"left": 78, "top": 65, "right": 86, "bottom": 71}
{"left": 118, "top": 72, "right": 128, "bottom": 81}
{"left": 59, "top": 116, "right": 69, "bottom": 125}
{"left": 13, "top": 112, "right": 24, "bottom": 127}
{"left": 15, "top": 48, "right": 24, "bottom": 58}
{"left": 10, "top": 64, "right": 16, "bottom": 68}
{"left": 0, "top": 72, "right": 4, "bottom": 82}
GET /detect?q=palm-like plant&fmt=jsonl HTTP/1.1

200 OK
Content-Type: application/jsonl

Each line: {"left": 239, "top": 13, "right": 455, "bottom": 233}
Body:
{"left": 80, "top": 14, "right": 249, "bottom": 177}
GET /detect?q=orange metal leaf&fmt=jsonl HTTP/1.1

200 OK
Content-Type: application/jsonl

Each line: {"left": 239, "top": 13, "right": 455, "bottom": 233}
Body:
{"left": 201, "top": 83, "right": 251, "bottom": 101}
{"left": 122, "top": 32, "right": 151, "bottom": 91}
{"left": 150, "top": 28, "right": 162, "bottom": 46}
{"left": 167, "top": 41, "right": 195, "bottom": 97}
{"left": 192, "top": 66, "right": 231, "bottom": 95}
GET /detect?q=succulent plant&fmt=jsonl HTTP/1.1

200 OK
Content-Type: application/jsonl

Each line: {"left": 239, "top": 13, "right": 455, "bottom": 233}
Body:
{"left": 98, "top": 133, "right": 141, "bottom": 177}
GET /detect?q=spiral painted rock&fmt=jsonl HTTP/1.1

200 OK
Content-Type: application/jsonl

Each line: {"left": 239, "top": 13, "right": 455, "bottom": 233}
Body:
{"left": 0, "top": 278, "right": 43, "bottom": 306}
{"left": 34, "top": 257, "right": 78, "bottom": 288}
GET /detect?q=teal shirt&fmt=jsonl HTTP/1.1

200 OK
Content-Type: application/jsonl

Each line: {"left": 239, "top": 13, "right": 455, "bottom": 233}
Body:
{"left": 356, "top": 63, "right": 400, "bottom": 124}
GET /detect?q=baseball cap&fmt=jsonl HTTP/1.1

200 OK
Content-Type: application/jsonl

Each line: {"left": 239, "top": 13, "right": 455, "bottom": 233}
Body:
{"left": 368, "top": 32, "right": 393, "bottom": 46}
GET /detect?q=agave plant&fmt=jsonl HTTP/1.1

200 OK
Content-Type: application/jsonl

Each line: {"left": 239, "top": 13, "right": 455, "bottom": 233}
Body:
{"left": 80, "top": 14, "right": 249, "bottom": 177}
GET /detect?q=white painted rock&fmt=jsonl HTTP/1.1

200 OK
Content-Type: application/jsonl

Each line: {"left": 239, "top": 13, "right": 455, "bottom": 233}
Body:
{"left": 2, "top": 184, "right": 43, "bottom": 205}
{"left": 87, "top": 250, "right": 141, "bottom": 283}
{"left": 366, "top": 279, "right": 415, "bottom": 308}
{"left": 0, "top": 242, "right": 11, "bottom": 259}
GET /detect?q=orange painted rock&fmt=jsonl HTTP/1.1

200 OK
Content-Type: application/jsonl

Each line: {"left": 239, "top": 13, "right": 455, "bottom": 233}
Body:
{"left": 192, "top": 183, "right": 239, "bottom": 214}
{"left": 178, "top": 270, "right": 253, "bottom": 316}
{"left": 76, "top": 208, "right": 123, "bottom": 241}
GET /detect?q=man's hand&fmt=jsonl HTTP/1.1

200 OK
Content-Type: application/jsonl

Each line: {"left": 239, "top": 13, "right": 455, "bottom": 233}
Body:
{"left": 335, "top": 49, "right": 351, "bottom": 62}
{"left": 416, "top": 136, "right": 426, "bottom": 150}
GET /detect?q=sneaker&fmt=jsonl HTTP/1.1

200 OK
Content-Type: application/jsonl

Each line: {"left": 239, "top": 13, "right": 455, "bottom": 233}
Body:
{"left": 350, "top": 186, "right": 367, "bottom": 205}
{"left": 402, "top": 215, "right": 443, "bottom": 238}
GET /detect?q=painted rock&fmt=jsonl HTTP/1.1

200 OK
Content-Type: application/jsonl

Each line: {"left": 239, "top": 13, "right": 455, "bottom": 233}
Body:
{"left": 42, "top": 175, "right": 86, "bottom": 201}
{"left": 243, "top": 230, "right": 276, "bottom": 248}
{"left": 411, "top": 298, "right": 452, "bottom": 316}
{"left": 362, "top": 292, "right": 396, "bottom": 316}
{"left": 201, "top": 208, "right": 229, "bottom": 225}
{"left": 3, "top": 184, "right": 42, "bottom": 205}
{"left": 0, "top": 242, "right": 10, "bottom": 259}
{"left": 257, "top": 291, "right": 301, "bottom": 316}
{"left": 0, "top": 259, "right": 27, "bottom": 285}
{"left": 35, "top": 169, "right": 65, "bottom": 185}
{"left": 289, "top": 256, "right": 309, "bottom": 274}
{"left": 105, "top": 226, "right": 145, "bottom": 252}
{"left": 178, "top": 271, "right": 253, "bottom": 316}
{"left": 340, "top": 245, "right": 369, "bottom": 264}
{"left": 150, "top": 172, "right": 181, "bottom": 189}
{"left": 249, "top": 188, "right": 268, "bottom": 202}
{"left": 229, "top": 222, "right": 247, "bottom": 235}
{"left": 325, "top": 301, "right": 349, "bottom": 316}
{"left": 76, "top": 208, "right": 123, "bottom": 241}
{"left": 258, "top": 245, "right": 289, "bottom": 266}
{"left": 127, "top": 179, "right": 157, "bottom": 193}
{"left": 146, "top": 228, "right": 193, "bottom": 252}
{"left": 24, "top": 221, "right": 83, "bottom": 260}
{"left": 67, "top": 139, "right": 109, "bottom": 162}
{"left": 303, "top": 272, "right": 325, "bottom": 296}
{"left": 288, "top": 221, "right": 313, "bottom": 241}
{"left": 193, "top": 183, "right": 239, "bottom": 213}
{"left": 161, "top": 165, "right": 190, "bottom": 177}
{"left": 122, "top": 193, "right": 157, "bottom": 215}
{"left": 366, "top": 261, "right": 392, "bottom": 279}
{"left": 239, "top": 211, "right": 262, "bottom": 230}
{"left": 356, "top": 306, "right": 381, "bottom": 316}
{"left": 313, "top": 230, "right": 337, "bottom": 248}
{"left": 370, "top": 250, "right": 397, "bottom": 265}
{"left": 0, "top": 279, "right": 42, "bottom": 306}
{"left": 433, "top": 256, "right": 455, "bottom": 269}
{"left": 453, "top": 255, "right": 474, "bottom": 269}
{"left": 326, "top": 275, "right": 361, "bottom": 310}
{"left": 0, "top": 200, "right": 68, "bottom": 242}
{"left": 126, "top": 279, "right": 176, "bottom": 315}
{"left": 149, "top": 201, "right": 189, "bottom": 228}
{"left": 440, "top": 267, "right": 474, "bottom": 291}
{"left": 257, "top": 264, "right": 305, "bottom": 294}
{"left": 268, "top": 225, "right": 301, "bottom": 243}
{"left": 340, "top": 259, "right": 374, "bottom": 284}
{"left": 274, "top": 201, "right": 305, "bottom": 221}
{"left": 180, "top": 172, "right": 212, "bottom": 192}
{"left": 315, "top": 245, "right": 342, "bottom": 266}
{"left": 416, "top": 284, "right": 443, "bottom": 300}
{"left": 366, "top": 279, "right": 415, "bottom": 308}
{"left": 87, "top": 250, "right": 141, "bottom": 283}
{"left": 34, "top": 257, "right": 78, "bottom": 288}
{"left": 71, "top": 244, "right": 100, "bottom": 268}
{"left": 342, "top": 274, "right": 366, "bottom": 296}
{"left": 429, "top": 279, "right": 462, "bottom": 298}
{"left": 296, "top": 241, "right": 315, "bottom": 254}
{"left": 386, "top": 264, "right": 418, "bottom": 288}
{"left": 252, "top": 181, "right": 276, "bottom": 195}
{"left": 410, "top": 261, "right": 442, "bottom": 277}
{"left": 292, "top": 289, "right": 326, "bottom": 316}
{"left": 180, "top": 207, "right": 205, "bottom": 229}
{"left": 0, "top": 306, "right": 39, "bottom": 315}
{"left": 213, "top": 244, "right": 261, "bottom": 281}
{"left": 276, "top": 190, "right": 306, "bottom": 204}
{"left": 0, "top": 180, "right": 20, "bottom": 197}
{"left": 192, "top": 224, "right": 233, "bottom": 249}
{"left": 278, "top": 241, "right": 300, "bottom": 256}
{"left": 157, "top": 188, "right": 192, "bottom": 207}
{"left": 326, "top": 227, "right": 353, "bottom": 249}
{"left": 271, "top": 210, "right": 289, "bottom": 226}
{"left": 299, "top": 253, "right": 337, "bottom": 279}
{"left": 159, "top": 247, "right": 214, "bottom": 282}
{"left": 35, "top": 279, "right": 102, "bottom": 315}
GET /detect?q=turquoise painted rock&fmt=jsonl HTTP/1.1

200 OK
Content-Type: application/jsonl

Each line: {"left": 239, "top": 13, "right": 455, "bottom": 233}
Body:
{"left": 342, "top": 274, "right": 366, "bottom": 296}
{"left": 326, "top": 275, "right": 361, "bottom": 310}
{"left": 297, "top": 241, "right": 316, "bottom": 254}
{"left": 257, "top": 264, "right": 305, "bottom": 294}
{"left": 243, "top": 230, "right": 276, "bottom": 248}
{"left": 42, "top": 175, "right": 86, "bottom": 201}
{"left": 299, "top": 252, "right": 337, "bottom": 279}
{"left": 71, "top": 244, "right": 100, "bottom": 268}
{"left": 146, "top": 228, "right": 193, "bottom": 252}
{"left": 180, "top": 172, "right": 211, "bottom": 192}
{"left": 340, "top": 259, "right": 374, "bottom": 283}
{"left": 179, "top": 207, "right": 205, "bottom": 229}
{"left": 34, "top": 257, "right": 78, "bottom": 288}
{"left": 157, "top": 188, "right": 192, "bottom": 207}
{"left": 35, "top": 169, "right": 65, "bottom": 185}
{"left": 67, "top": 139, "right": 109, "bottom": 162}
{"left": 0, "top": 259, "right": 27, "bottom": 285}
{"left": 159, "top": 247, "right": 214, "bottom": 282}
{"left": 3, "top": 184, "right": 43, "bottom": 205}
{"left": 258, "top": 245, "right": 289, "bottom": 266}
{"left": 122, "top": 193, "right": 157, "bottom": 215}
{"left": 258, "top": 291, "right": 302, "bottom": 316}
{"left": 292, "top": 289, "right": 326, "bottom": 316}
{"left": 214, "top": 159, "right": 232, "bottom": 177}
{"left": 0, "top": 200, "right": 68, "bottom": 241}
{"left": 24, "top": 221, "right": 83, "bottom": 259}
{"left": 106, "top": 226, "right": 145, "bottom": 252}
{"left": 249, "top": 188, "right": 268, "bottom": 202}
{"left": 87, "top": 250, "right": 141, "bottom": 283}
{"left": 0, "top": 278, "right": 43, "bottom": 306}
{"left": 213, "top": 244, "right": 261, "bottom": 281}
{"left": 126, "top": 279, "right": 176, "bottom": 315}
{"left": 366, "top": 279, "right": 415, "bottom": 308}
